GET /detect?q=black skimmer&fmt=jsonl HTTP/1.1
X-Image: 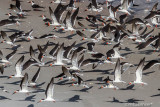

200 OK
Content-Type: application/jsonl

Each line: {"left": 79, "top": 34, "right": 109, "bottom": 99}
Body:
{"left": 55, "top": 66, "right": 75, "bottom": 81}
{"left": 63, "top": 41, "right": 76, "bottom": 61}
{"left": 150, "top": 2, "right": 158, "bottom": 12}
{"left": 72, "top": 74, "right": 89, "bottom": 88}
{"left": 105, "top": 5, "right": 120, "bottom": 22}
{"left": 1, "top": 31, "right": 18, "bottom": 46}
{"left": 0, "top": 50, "right": 17, "bottom": 65}
{"left": 118, "top": 0, "right": 131, "bottom": 15}
{"left": 69, "top": 51, "right": 84, "bottom": 70}
{"left": 48, "top": 4, "right": 68, "bottom": 26}
{"left": 10, "top": 0, "right": 25, "bottom": 15}
{"left": 63, "top": 7, "right": 79, "bottom": 33}
{"left": 8, "top": 55, "right": 24, "bottom": 78}
{"left": 6, "top": 13, "right": 19, "bottom": 21}
{"left": 68, "top": 0, "right": 76, "bottom": 10}
{"left": 0, "top": 86, "right": 9, "bottom": 93}
{"left": 47, "top": 43, "right": 59, "bottom": 59}
{"left": 85, "top": 0, "right": 103, "bottom": 12}
{"left": 129, "top": 57, "right": 147, "bottom": 85}
{"left": 38, "top": 77, "right": 55, "bottom": 102}
{"left": 87, "top": 42, "right": 98, "bottom": 54}
{"left": 113, "top": 58, "right": 126, "bottom": 83}
{"left": 21, "top": 29, "right": 34, "bottom": 40}
{"left": 28, "top": 1, "right": 45, "bottom": 11}
{"left": 136, "top": 35, "right": 159, "bottom": 50}
{"left": 40, "top": 15, "right": 52, "bottom": 23}
{"left": 100, "top": 76, "right": 119, "bottom": 89}
{"left": 106, "top": 47, "right": 125, "bottom": 60}
{"left": 50, "top": 0, "right": 66, "bottom": 4}
{"left": 49, "top": 43, "right": 65, "bottom": 66}
{"left": 144, "top": 11, "right": 160, "bottom": 27}
{"left": 13, "top": 73, "right": 30, "bottom": 94}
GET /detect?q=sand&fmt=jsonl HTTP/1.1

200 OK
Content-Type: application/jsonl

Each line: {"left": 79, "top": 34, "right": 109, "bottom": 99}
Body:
{"left": 0, "top": 0, "right": 159, "bottom": 107}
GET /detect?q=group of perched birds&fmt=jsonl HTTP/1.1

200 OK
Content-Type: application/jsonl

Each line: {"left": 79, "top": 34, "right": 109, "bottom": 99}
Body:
{"left": 0, "top": 0, "right": 160, "bottom": 106}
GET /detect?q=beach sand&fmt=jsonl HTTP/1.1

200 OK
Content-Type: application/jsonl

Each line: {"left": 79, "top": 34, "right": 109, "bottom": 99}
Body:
{"left": 0, "top": 0, "right": 159, "bottom": 107}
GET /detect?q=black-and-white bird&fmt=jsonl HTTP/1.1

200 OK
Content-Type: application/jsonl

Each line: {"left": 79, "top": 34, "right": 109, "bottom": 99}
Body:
{"left": 13, "top": 73, "right": 30, "bottom": 94}
{"left": 129, "top": 57, "right": 147, "bottom": 85}
{"left": 8, "top": 55, "right": 24, "bottom": 78}
{"left": 38, "top": 77, "right": 55, "bottom": 102}
{"left": 113, "top": 58, "right": 126, "bottom": 83}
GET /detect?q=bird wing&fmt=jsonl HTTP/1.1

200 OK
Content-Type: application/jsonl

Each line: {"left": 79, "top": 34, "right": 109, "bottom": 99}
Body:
{"left": 20, "top": 73, "right": 28, "bottom": 91}
{"left": 114, "top": 58, "right": 122, "bottom": 81}
{"left": 46, "top": 77, "right": 54, "bottom": 99}
{"left": 135, "top": 57, "right": 145, "bottom": 82}
{"left": 31, "top": 67, "right": 41, "bottom": 83}
{"left": 71, "top": 7, "right": 79, "bottom": 27}
{"left": 56, "top": 43, "right": 64, "bottom": 63}
{"left": 15, "top": 55, "right": 24, "bottom": 76}
{"left": 143, "top": 60, "right": 159, "bottom": 71}
{"left": 6, "top": 50, "right": 17, "bottom": 61}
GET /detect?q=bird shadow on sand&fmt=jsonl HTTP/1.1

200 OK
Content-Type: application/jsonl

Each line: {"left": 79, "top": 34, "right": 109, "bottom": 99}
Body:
{"left": 143, "top": 71, "right": 155, "bottom": 76}
{"left": 63, "top": 95, "right": 82, "bottom": 102}
{"left": 71, "top": 86, "right": 93, "bottom": 93}
{"left": 125, "top": 98, "right": 144, "bottom": 103}
{"left": 18, "top": 49, "right": 38, "bottom": 54}
{"left": 138, "top": 50, "right": 154, "bottom": 55}
{"left": 53, "top": 29, "right": 65, "bottom": 34}
{"left": 56, "top": 80, "right": 71, "bottom": 85}
{"left": 0, "top": 96, "right": 11, "bottom": 100}
{"left": 5, "top": 44, "right": 21, "bottom": 50}
{"left": 27, "top": 104, "right": 34, "bottom": 107}
{"left": 5, "top": 80, "right": 21, "bottom": 85}
{"left": 0, "top": 76, "right": 8, "bottom": 78}
{"left": 106, "top": 97, "right": 126, "bottom": 103}
{"left": 35, "top": 82, "right": 45, "bottom": 88}
{"left": 120, "top": 84, "right": 135, "bottom": 90}
{"left": 3, "top": 29, "right": 22, "bottom": 33}
{"left": 60, "top": 33, "right": 77, "bottom": 39}
{"left": 121, "top": 47, "right": 132, "bottom": 51}
{"left": 83, "top": 69, "right": 112, "bottom": 74}
{"left": 121, "top": 52, "right": 135, "bottom": 56}
{"left": 75, "top": 41, "right": 88, "bottom": 47}
{"left": 18, "top": 95, "right": 36, "bottom": 102}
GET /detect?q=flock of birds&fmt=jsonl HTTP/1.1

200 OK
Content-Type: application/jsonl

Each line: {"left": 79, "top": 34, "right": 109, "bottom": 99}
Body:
{"left": 0, "top": 0, "right": 160, "bottom": 106}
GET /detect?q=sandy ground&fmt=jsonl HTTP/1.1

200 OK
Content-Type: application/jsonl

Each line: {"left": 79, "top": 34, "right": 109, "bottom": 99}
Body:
{"left": 0, "top": 0, "right": 160, "bottom": 107}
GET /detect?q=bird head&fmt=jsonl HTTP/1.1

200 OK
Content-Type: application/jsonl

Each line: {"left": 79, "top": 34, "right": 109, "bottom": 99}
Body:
{"left": 37, "top": 99, "right": 44, "bottom": 103}
{"left": 8, "top": 75, "right": 13, "bottom": 79}
{"left": 12, "top": 90, "right": 18, "bottom": 95}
